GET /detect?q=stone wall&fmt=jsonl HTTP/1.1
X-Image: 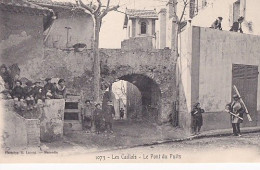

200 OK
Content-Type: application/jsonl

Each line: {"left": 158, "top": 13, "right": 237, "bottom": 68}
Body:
{"left": 121, "top": 36, "right": 154, "bottom": 51}
{"left": 100, "top": 48, "right": 176, "bottom": 122}
{"left": 40, "top": 99, "right": 65, "bottom": 142}
{"left": 1, "top": 46, "right": 176, "bottom": 123}
{"left": 1, "top": 100, "right": 40, "bottom": 149}
{"left": 0, "top": 98, "right": 65, "bottom": 150}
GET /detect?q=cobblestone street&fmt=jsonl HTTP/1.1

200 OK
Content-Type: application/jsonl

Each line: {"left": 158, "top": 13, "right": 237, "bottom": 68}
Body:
{"left": 45, "top": 120, "right": 187, "bottom": 152}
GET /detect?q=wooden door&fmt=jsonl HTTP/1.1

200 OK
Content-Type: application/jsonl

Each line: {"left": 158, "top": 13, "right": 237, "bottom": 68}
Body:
{"left": 232, "top": 64, "right": 258, "bottom": 127}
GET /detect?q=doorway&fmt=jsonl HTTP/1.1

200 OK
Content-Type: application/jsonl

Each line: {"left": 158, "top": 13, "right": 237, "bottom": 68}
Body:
{"left": 232, "top": 64, "right": 258, "bottom": 127}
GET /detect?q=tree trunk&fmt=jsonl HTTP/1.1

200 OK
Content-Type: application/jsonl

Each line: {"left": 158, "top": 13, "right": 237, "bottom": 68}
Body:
{"left": 93, "top": 17, "right": 101, "bottom": 103}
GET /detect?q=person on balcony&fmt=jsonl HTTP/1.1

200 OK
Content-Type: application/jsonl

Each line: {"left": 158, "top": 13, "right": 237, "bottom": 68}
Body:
{"left": 230, "top": 16, "right": 244, "bottom": 33}
{"left": 210, "top": 17, "right": 223, "bottom": 30}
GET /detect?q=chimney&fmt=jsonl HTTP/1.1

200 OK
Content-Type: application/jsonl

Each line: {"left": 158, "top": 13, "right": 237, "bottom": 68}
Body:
{"left": 159, "top": 8, "right": 167, "bottom": 49}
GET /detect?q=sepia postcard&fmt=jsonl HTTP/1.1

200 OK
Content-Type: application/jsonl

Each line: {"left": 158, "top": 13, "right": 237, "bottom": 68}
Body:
{"left": 0, "top": 0, "right": 260, "bottom": 164}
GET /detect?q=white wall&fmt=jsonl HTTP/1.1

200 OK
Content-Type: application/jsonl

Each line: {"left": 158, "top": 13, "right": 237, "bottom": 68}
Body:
{"left": 199, "top": 27, "right": 260, "bottom": 112}
{"left": 45, "top": 15, "right": 94, "bottom": 49}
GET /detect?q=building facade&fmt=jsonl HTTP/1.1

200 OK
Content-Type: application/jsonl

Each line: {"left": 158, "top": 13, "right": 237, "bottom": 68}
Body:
{"left": 28, "top": 0, "right": 94, "bottom": 49}
{"left": 178, "top": 26, "right": 260, "bottom": 132}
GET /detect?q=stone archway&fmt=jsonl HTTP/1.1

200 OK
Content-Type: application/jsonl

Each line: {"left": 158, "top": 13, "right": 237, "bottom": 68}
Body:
{"left": 102, "top": 74, "right": 162, "bottom": 123}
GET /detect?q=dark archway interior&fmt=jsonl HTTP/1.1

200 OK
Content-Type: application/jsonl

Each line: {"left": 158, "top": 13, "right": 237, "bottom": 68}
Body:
{"left": 102, "top": 74, "right": 161, "bottom": 122}
{"left": 120, "top": 74, "right": 161, "bottom": 122}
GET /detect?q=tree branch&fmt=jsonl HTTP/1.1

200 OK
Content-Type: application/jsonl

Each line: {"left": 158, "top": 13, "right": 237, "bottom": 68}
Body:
{"left": 179, "top": 0, "right": 189, "bottom": 23}
{"left": 94, "top": 0, "right": 102, "bottom": 14}
{"left": 106, "top": 0, "right": 111, "bottom": 11}
{"left": 78, "top": 0, "right": 94, "bottom": 14}
{"left": 100, "top": 4, "right": 120, "bottom": 18}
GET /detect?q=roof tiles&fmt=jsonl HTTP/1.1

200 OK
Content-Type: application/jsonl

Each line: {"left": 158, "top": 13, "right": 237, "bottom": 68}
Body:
{"left": 0, "top": 0, "right": 50, "bottom": 10}
{"left": 126, "top": 9, "right": 158, "bottom": 19}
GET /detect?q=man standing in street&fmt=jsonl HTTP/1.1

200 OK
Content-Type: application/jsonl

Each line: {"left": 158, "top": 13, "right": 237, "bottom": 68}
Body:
{"left": 104, "top": 101, "right": 115, "bottom": 134}
{"left": 227, "top": 94, "right": 245, "bottom": 136}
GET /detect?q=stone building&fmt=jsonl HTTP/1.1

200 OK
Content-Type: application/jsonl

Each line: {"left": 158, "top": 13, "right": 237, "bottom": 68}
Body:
{"left": 0, "top": 0, "right": 65, "bottom": 147}
{"left": 0, "top": 0, "right": 51, "bottom": 80}
{"left": 178, "top": 26, "right": 260, "bottom": 133}
{"left": 28, "top": 0, "right": 94, "bottom": 49}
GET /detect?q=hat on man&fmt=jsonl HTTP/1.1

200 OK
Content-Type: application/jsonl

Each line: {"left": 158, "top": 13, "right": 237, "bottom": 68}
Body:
{"left": 0, "top": 64, "right": 7, "bottom": 70}
{"left": 85, "top": 99, "right": 91, "bottom": 104}
{"left": 218, "top": 17, "right": 223, "bottom": 20}
{"left": 238, "top": 16, "right": 244, "bottom": 21}
{"left": 15, "top": 80, "right": 22, "bottom": 85}
{"left": 45, "top": 78, "right": 51, "bottom": 82}
{"left": 34, "top": 81, "right": 41, "bottom": 85}
{"left": 107, "top": 101, "right": 113, "bottom": 105}
{"left": 233, "top": 94, "right": 239, "bottom": 99}
{"left": 26, "top": 81, "right": 33, "bottom": 86}
{"left": 95, "top": 103, "right": 101, "bottom": 107}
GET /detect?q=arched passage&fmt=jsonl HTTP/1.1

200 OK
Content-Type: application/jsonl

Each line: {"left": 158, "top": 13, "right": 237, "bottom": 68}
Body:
{"left": 102, "top": 74, "right": 162, "bottom": 123}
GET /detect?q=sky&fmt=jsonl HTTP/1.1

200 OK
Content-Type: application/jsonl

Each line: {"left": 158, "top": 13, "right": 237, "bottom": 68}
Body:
{"left": 54, "top": 0, "right": 166, "bottom": 48}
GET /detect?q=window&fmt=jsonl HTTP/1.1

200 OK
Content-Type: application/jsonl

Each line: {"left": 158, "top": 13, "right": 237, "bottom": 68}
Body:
{"left": 141, "top": 22, "right": 147, "bottom": 34}
{"left": 202, "top": 0, "right": 207, "bottom": 8}
{"left": 190, "top": 0, "right": 199, "bottom": 18}
{"left": 229, "top": 0, "right": 240, "bottom": 26}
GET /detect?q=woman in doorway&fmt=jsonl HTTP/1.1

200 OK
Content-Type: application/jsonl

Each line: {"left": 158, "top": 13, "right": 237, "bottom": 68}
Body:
{"left": 191, "top": 102, "right": 205, "bottom": 135}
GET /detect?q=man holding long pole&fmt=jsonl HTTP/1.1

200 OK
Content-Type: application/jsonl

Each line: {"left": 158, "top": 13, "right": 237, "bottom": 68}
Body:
{"left": 226, "top": 94, "right": 245, "bottom": 136}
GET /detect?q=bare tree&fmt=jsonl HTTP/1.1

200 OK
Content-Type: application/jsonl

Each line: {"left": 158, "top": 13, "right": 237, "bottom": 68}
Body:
{"left": 77, "top": 0, "right": 119, "bottom": 103}
{"left": 171, "top": 0, "right": 189, "bottom": 58}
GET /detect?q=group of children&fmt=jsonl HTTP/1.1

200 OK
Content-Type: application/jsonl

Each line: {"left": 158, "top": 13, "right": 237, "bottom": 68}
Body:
{"left": 0, "top": 64, "right": 67, "bottom": 111}
{"left": 11, "top": 78, "right": 66, "bottom": 106}
{"left": 83, "top": 100, "right": 116, "bottom": 135}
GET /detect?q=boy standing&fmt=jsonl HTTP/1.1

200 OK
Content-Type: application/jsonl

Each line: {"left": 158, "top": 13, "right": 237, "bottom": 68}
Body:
{"left": 93, "top": 103, "right": 103, "bottom": 134}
